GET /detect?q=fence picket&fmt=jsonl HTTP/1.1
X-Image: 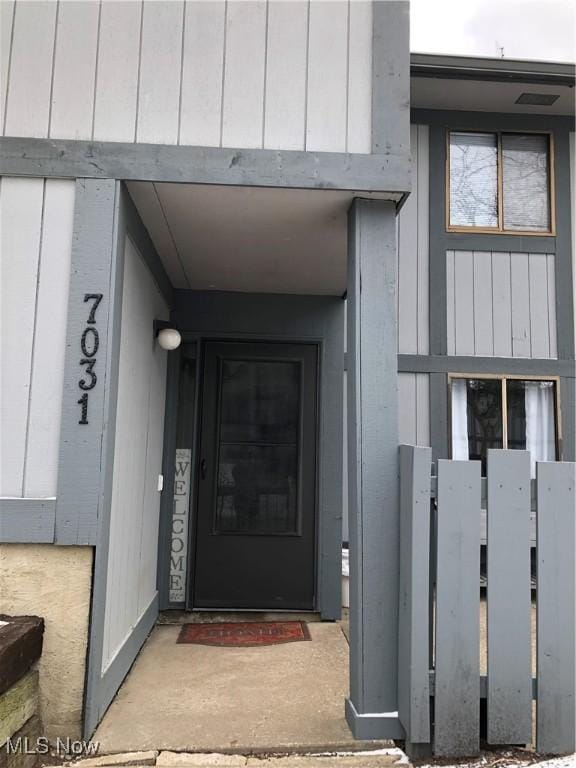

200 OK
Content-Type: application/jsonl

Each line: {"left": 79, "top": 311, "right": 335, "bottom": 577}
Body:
{"left": 398, "top": 445, "right": 432, "bottom": 746}
{"left": 536, "top": 461, "right": 576, "bottom": 754}
{"left": 486, "top": 450, "right": 532, "bottom": 745}
{"left": 434, "top": 459, "right": 481, "bottom": 757}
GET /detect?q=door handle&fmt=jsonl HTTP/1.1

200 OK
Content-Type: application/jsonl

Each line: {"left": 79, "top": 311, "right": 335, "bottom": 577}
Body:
{"left": 200, "top": 458, "right": 207, "bottom": 480}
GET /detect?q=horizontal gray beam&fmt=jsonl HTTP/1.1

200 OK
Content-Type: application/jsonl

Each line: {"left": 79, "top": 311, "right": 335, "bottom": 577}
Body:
{"left": 411, "top": 109, "right": 575, "bottom": 132}
{"left": 0, "top": 498, "right": 55, "bottom": 543}
{"left": 443, "top": 232, "right": 555, "bottom": 254}
{"left": 398, "top": 354, "right": 575, "bottom": 377}
{"left": 0, "top": 137, "right": 410, "bottom": 195}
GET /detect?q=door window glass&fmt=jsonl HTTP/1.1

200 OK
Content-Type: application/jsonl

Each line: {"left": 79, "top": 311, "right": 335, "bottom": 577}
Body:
{"left": 215, "top": 359, "right": 301, "bottom": 534}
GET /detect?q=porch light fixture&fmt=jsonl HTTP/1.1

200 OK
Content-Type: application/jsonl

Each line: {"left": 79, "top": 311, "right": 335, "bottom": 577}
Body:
{"left": 154, "top": 320, "right": 181, "bottom": 351}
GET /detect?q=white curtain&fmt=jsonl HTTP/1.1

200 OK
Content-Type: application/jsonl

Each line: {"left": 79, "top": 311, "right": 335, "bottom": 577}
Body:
{"left": 525, "top": 382, "right": 556, "bottom": 476}
{"left": 451, "top": 379, "right": 469, "bottom": 460}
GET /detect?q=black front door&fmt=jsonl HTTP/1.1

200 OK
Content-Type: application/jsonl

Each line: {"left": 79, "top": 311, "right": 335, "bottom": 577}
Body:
{"left": 193, "top": 341, "right": 318, "bottom": 610}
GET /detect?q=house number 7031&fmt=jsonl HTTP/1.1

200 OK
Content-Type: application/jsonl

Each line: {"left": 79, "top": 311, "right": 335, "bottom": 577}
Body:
{"left": 77, "top": 293, "right": 103, "bottom": 425}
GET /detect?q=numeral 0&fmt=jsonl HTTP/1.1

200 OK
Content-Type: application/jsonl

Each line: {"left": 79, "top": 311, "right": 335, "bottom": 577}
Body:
{"left": 81, "top": 327, "right": 99, "bottom": 358}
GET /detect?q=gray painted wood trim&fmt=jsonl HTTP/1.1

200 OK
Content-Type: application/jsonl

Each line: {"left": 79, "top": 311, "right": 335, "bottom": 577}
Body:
{"left": 428, "top": 124, "right": 447, "bottom": 357}
{"left": 344, "top": 699, "right": 405, "bottom": 740}
{"left": 123, "top": 188, "right": 173, "bottom": 306}
{"left": 157, "top": 350, "right": 181, "bottom": 610}
{"left": 434, "top": 459, "right": 481, "bottom": 757}
{"left": 536, "top": 461, "right": 576, "bottom": 754}
{"left": 0, "top": 498, "right": 56, "bottom": 543}
{"left": 560, "top": 376, "right": 576, "bottom": 461}
{"left": 171, "top": 290, "right": 344, "bottom": 620}
{"left": 429, "top": 372, "right": 449, "bottom": 464}
{"left": 443, "top": 233, "right": 555, "bottom": 254}
{"left": 83, "top": 181, "right": 127, "bottom": 736}
{"left": 346, "top": 199, "right": 400, "bottom": 735}
{"left": 55, "top": 179, "right": 120, "bottom": 545}
{"left": 398, "top": 445, "right": 432, "bottom": 744}
{"left": 85, "top": 594, "right": 158, "bottom": 737}
{"left": 553, "top": 129, "right": 575, "bottom": 360}
{"left": 372, "top": 1, "right": 409, "bottom": 162}
{"left": 398, "top": 354, "right": 576, "bottom": 377}
{"left": 486, "top": 450, "right": 532, "bottom": 745}
{"left": 0, "top": 137, "right": 410, "bottom": 196}
{"left": 411, "top": 109, "right": 575, "bottom": 132}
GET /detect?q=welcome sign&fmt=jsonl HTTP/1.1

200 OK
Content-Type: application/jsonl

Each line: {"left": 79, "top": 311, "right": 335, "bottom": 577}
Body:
{"left": 170, "top": 448, "right": 191, "bottom": 603}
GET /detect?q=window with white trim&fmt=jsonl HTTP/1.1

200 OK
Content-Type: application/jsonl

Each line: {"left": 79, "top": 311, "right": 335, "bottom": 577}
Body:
{"left": 447, "top": 131, "right": 554, "bottom": 234}
{"left": 449, "top": 375, "right": 559, "bottom": 475}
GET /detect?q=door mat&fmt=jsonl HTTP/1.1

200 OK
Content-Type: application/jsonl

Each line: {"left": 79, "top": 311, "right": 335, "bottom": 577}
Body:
{"left": 177, "top": 621, "right": 311, "bottom": 647}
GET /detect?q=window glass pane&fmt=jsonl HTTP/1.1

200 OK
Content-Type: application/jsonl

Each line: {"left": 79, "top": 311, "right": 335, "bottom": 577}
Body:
{"left": 502, "top": 134, "right": 550, "bottom": 231}
{"left": 216, "top": 444, "right": 297, "bottom": 534}
{"left": 215, "top": 359, "right": 301, "bottom": 534}
{"left": 507, "top": 379, "right": 556, "bottom": 475}
{"left": 449, "top": 132, "right": 498, "bottom": 228}
{"left": 452, "top": 378, "right": 503, "bottom": 473}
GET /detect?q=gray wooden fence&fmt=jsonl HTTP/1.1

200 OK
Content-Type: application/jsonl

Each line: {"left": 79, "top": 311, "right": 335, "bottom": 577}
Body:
{"left": 398, "top": 445, "right": 576, "bottom": 758}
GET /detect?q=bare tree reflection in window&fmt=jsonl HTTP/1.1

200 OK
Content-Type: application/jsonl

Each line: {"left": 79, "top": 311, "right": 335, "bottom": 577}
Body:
{"left": 450, "top": 132, "right": 498, "bottom": 228}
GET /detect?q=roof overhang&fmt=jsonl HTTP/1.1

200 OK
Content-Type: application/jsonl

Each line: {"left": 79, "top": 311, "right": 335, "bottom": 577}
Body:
{"left": 410, "top": 53, "right": 575, "bottom": 116}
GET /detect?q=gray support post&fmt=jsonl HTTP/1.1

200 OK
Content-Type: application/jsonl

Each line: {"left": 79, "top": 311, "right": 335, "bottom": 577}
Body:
{"left": 345, "top": 198, "right": 403, "bottom": 739}
{"left": 55, "top": 179, "right": 120, "bottom": 544}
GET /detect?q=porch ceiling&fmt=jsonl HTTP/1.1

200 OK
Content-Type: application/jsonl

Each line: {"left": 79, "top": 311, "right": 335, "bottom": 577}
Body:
{"left": 127, "top": 182, "right": 357, "bottom": 295}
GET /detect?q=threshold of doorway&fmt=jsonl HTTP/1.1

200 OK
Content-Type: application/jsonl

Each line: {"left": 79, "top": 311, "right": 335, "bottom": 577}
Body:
{"left": 158, "top": 610, "right": 324, "bottom": 625}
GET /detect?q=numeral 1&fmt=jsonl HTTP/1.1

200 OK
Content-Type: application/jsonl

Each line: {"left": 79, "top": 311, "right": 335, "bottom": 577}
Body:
{"left": 78, "top": 392, "right": 89, "bottom": 425}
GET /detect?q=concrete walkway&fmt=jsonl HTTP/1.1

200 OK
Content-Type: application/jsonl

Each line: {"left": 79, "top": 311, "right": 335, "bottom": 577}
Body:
{"left": 94, "top": 622, "right": 381, "bottom": 756}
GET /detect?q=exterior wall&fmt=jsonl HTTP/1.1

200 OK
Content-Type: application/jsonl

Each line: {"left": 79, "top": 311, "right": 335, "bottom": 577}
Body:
{"left": 446, "top": 250, "right": 557, "bottom": 358}
{"left": 0, "top": 176, "right": 75, "bottom": 497}
{"left": 1, "top": 0, "right": 372, "bottom": 154}
{"left": 102, "top": 235, "right": 168, "bottom": 672}
{"left": 0, "top": 544, "right": 93, "bottom": 740}
{"left": 571, "top": 131, "right": 575, "bottom": 355}
{"left": 398, "top": 373, "right": 430, "bottom": 446}
{"left": 406, "top": 112, "right": 575, "bottom": 465}
{"left": 397, "top": 124, "right": 429, "bottom": 355}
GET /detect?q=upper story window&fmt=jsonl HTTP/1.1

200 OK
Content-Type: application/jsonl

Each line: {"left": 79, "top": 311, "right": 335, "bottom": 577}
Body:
{"left": 447, "top": 131, "right": 554, "bottom": 235}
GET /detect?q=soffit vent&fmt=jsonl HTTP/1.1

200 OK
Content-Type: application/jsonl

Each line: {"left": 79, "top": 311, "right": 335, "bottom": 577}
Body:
{"left": 515, "top": 92, "right": 560, "bottom": 106}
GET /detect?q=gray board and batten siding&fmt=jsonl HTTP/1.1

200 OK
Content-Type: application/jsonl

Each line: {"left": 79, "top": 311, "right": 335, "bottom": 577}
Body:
{"left": 0, "top": 0, "right": 411, "bottom": 197}
{"left": 403, "top": 109, "right": 576, "bottom": 466}
{"left": 0, "top": 177, "right": 76, "bottom": 541}
{"left": 162, "top": 290, "right": 345, "bottom": 621}
{"left": 1, "top": 0, "right": 372, "bottom": 153}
